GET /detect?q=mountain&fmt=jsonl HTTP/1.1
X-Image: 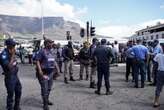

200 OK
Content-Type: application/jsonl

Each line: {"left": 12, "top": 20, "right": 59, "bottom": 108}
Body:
{"left": 0, "top": 14, "right": 82, "bottom": 41}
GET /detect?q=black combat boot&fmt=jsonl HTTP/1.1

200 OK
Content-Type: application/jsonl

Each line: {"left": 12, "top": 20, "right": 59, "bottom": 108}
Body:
{"left": 48, "top": 100, "right": 53, "bottom": 106}
{"left": 95, "top": 90, "right": 101, "bottom": 95}
{"left": 64, "top": 77, "right": 69, "bottom": 84}
{"left": 86, "top": 74, "right": 89, "bottom": 81}
{"left": 14, "top": 97, "right": 21, "bottom": 110}
{"left": 43, "top": 97, "right": 49, "bottom": 110}
{"left": 79, "top": 75, "right": 83, "bottom": 80}
{"left": 70, "top": 76, "right": 75, "bottom": 81}
{"left": 90, "top": 82, "right": 96, "bottom": 88}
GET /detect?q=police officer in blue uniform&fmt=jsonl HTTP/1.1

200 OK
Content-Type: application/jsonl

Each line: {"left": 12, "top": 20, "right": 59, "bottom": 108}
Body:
{"left": 35, "top": 39, "right": 59, "bottom": 110}
{"left": 93, "top": 39, "right": 114, "bottom": 95}
{"left": 0, "top": 38, "right": 22, "bottom": 110}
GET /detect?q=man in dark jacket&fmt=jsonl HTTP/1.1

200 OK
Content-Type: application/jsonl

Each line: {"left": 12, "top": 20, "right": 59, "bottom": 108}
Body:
{"left": 94, "top": 39, "right": 113, "bottom": 95}
{"left": 63, "top": 41, "right": 75, "bottom": 84}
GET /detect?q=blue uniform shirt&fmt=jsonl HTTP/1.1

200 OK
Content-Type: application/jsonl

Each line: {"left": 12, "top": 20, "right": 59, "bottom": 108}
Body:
{"left": 131, "top": 45, "right": 148, "bottom": 60}
{"left": 36, "top": 48, "right": 55, "bottom": 69}
{"left": 94, "top": 45, "right": 113, "bottom": 65}
{"left": 126, "top": 47, "right": 135, "bottom": 59}
{"left": 0, "top": 48, "right": 18, "bottom": 74}
{"left": 153, "top": 45, "right": 163, "bottom": 56}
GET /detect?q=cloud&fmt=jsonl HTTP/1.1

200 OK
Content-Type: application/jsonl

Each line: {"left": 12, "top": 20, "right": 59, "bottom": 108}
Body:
{"left": 0, "top": 0, "right": 87, "bottom": 25}
{"left": 97, "top": 19, "right": 164, "bottom": 39}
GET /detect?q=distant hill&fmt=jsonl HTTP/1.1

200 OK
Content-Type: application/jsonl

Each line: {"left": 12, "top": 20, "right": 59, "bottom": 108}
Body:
{"left": 0, "top": 14, "right": 82, "bottom": 41}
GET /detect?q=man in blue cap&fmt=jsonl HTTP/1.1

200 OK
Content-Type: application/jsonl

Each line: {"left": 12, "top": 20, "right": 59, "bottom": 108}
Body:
{"left": 0, "top": 38, "right": 22, "bottom": 110}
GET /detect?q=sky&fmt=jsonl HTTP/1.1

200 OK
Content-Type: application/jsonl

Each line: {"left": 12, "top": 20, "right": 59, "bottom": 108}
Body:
{"left": 0, "top": 0, "right": 164, "bottom": 39}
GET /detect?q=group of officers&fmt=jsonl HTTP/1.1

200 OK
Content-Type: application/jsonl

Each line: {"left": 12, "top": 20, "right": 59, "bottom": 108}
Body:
{"left": 125, "top": 39, "right": 164, "bottom": 107}
{"left": 1, "top": 37, "right": 164, "bottom": 109}
{"left": 0, "top": 37, "right": 114, "bottom": 110}
{"left": 125, "top": 39, "right": 163, "bottom": 88}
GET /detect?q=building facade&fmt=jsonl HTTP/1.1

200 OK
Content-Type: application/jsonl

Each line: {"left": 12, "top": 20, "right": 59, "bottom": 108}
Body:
{"left": 130, "top": 23, "right": 164, "bottom": 41}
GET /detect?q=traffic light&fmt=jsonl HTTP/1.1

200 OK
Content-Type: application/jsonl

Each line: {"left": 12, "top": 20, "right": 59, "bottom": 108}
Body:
{"left": 90, "top": 27, "right": 95, "bottom": 36}
{"left": 67, "top": 35, "right": 72, "bottom": 40}
{"left": 80, "top": 28, "right": 85, "bottom": 38}
{"left": 66, "top": 31, "right": 71, "bottom": 40}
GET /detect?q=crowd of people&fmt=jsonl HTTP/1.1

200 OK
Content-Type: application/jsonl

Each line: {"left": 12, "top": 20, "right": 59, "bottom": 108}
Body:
{"left": 125, "top": 39, "right": 164, "bottom": 107}
{"left": 0, "top": 37, "right": 164, "bottom": 110}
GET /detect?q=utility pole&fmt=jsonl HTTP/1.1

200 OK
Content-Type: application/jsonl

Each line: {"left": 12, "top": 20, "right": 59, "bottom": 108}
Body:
{"left": 41, "top": 0, "right": 45, "bottom": 38}
{"left": 86, "top": 21, "right": 89, "bottom": 43}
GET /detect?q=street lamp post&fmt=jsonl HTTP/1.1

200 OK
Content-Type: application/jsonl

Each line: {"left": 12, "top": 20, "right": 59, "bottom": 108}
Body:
{"left": 41, "top": 0, "right": 44, "bottom": 38}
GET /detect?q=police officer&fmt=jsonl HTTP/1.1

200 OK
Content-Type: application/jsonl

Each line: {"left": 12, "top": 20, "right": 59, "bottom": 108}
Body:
{"left": 130, "top": 39, "right": 148, "bottom": 88}
{"left": 35, "top": 39, "right": 59, "bottom": 110}
{"left": 125, "top": 41, "right": 135, "bottom": 82}
{"left": 89, "top": 38, "right": 98, "bottom": 88}
{"left": 150, "top": 40, "right": 163, "bottom": 86}
{"left": 0, "top": 38, "right": 22, "bottom": 110}
{"left": 62, "top": 41, "right": 75, "bottom": 84}
{"left": 93, "top": 39, "right": 113, "bottom": 95}
{"left": 79, "top": 41, "right": 90, "bottom": 80}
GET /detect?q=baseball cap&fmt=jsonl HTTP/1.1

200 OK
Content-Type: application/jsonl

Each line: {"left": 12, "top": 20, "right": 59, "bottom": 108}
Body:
{"left": 5, "top": 38, "right": 17, "bottom": 46}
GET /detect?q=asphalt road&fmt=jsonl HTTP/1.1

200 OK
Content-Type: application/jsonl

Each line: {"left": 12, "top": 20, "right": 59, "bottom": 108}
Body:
{"left": 0, "top": 63, "right": 163, "bottom": 110}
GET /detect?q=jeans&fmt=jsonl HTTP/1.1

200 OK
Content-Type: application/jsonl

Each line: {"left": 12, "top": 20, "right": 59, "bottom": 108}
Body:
{"left": 152, "top": 62, "right": 158, "bottom": 85}
{"left": 126, "top": 58, "right": 134, "bottom": 81}
{"left": 133, "top": 59, "right": 146, "bottom": 87}
{"left": 155, "top": 71, "right": 164, "bottom": 97}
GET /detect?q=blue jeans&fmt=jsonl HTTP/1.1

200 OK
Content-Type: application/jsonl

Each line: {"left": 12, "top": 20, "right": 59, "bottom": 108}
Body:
{"left": 155, "top": 71, "right": 164, "bottom": 97}
{"left": 5, "top": 74, "right": 22, "bottom": 110}
{"left": 133, "top": 59, "right": 146, "bottom": 87}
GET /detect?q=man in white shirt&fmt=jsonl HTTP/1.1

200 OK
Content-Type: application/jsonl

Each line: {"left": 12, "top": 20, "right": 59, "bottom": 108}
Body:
{"left": 153, "top": 52, "right": 164, "bottom": 107}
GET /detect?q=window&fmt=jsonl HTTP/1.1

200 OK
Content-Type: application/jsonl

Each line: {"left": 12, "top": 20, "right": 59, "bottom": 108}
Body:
{"left": 156, "top": 34, "right": 159, "bottom": 39}
{"left": 162, "top": 34, "right": 164, "bottom": 39}
{"left": 151, "top": 35, "right": 154, "bottom": 40}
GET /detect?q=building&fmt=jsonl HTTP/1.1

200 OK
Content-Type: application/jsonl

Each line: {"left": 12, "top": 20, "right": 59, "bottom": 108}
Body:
{"left": 129, "top": 22, "right": 164, "bottom": 41}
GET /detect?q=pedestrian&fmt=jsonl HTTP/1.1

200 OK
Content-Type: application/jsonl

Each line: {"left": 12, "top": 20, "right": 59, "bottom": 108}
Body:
{"left": 129, "top": 39, "right": 148, "bottom": 88}
{"left": 150, "top": 40, "right": 163, "bottom": 86}
{"left": 28, "top": 47, "right": 33, "bottom": 65}
{"left": 79, "top": 41, "right": 90, "bottom": 80}
{"left": 52, "top": 43, "right": 60, "bottom": 80}
{"left": 153, "top": 48, "right": 164, "bottom": 107}
{"left": 35, "top": 38, "right": 59, "bottom": 110}
{"left": 62, "top": 41, "right": 75, "bottom": 84}
{"left": 19, "top": 46, "right": 26, "bottom": 64}
{"left": 56, "top": 43, "right": 63, "bottom": 73}
{"left": 125, "top": 41, "right": 135, "bottom": 82}
{"left": 94, "top": 39, "right": 113, "bottom": 95}
{"left": 147, "top": 41, "right": 154, "bottom": 82}
{"left": 89, "top": 38, "right": 98, "bottom": 88}
{"left": 0, "top": 38, "right": 22, "bottom": 110}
